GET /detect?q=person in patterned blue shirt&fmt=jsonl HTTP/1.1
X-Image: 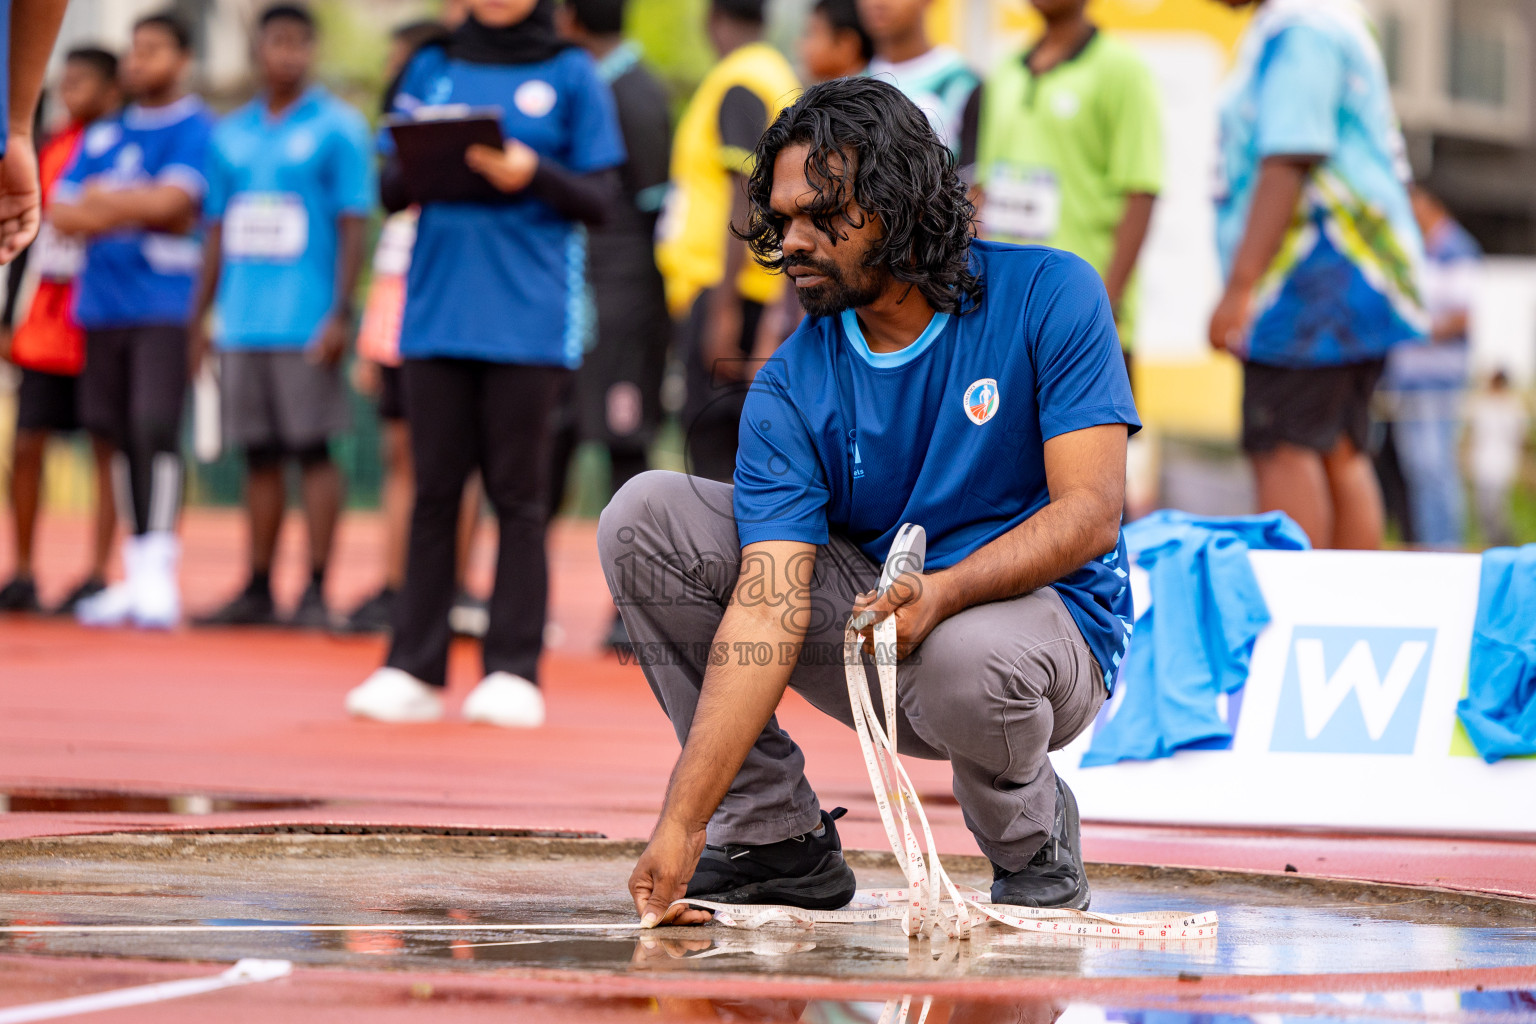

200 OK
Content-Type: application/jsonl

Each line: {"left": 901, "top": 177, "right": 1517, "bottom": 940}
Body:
{"left": 1207, "top": 0, "right": 1426, "bottom": 550}
{"left": 599, "top": 78, "right": 1138, "bottom": 924}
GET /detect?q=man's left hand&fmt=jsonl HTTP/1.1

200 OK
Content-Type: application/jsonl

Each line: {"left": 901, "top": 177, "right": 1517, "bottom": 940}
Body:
{"left": 310, "top": 314, "right": 351, "bottom": 368}
{"left": 850, "top": 571, "right": 953, "bottom": 661}
{"left": 0, "top": 134, "right": 41, "bottom": 263}
{"left": 1208, "top": 282, "right": 1252, "bottom": 357}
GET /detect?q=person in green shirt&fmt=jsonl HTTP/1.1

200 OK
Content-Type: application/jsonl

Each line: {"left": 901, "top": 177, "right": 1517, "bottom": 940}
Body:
{"left": 971, "top": 0, "right": 1161, "bottom": 360}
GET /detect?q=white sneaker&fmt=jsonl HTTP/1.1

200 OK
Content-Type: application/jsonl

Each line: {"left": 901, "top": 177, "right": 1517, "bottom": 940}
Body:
{"left": 76, "top": 582, "right": 135, "bottom": 627}
{"left": 77, "top": 535, "right": 144, "bottom": 627}
{"left": 131, "top": 531, "right": 180, "bottom": 629}
{"left": 462, "top": 672, "right": 545, "bottom": 728}
{"left": 345, "top": 667, "right": 444, "bottom": 722}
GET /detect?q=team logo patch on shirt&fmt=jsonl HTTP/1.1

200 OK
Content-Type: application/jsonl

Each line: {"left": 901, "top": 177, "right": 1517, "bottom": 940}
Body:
{"left": 963, "top": 378, "right": 1000, "bottom": 425}
{"left": 515, "top": 79, "right": 557, "bottom": 118}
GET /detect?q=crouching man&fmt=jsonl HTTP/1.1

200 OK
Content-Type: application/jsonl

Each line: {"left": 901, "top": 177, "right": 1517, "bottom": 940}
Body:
{"left": 598, "top": 77, "right": 1139, "bottom": 927}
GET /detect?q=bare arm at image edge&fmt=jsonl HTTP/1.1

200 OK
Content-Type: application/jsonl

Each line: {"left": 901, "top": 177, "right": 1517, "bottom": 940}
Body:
{"left": 627, "top": 539, "right": 818, "bottom": 928}
{"left": 0, "top": 0, "right": 72, "bottom": 261}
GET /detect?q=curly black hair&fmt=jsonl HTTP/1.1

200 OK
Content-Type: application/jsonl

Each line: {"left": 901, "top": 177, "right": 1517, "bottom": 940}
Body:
{"left": 739, "top": 77, "right": 982, "bottom": 316}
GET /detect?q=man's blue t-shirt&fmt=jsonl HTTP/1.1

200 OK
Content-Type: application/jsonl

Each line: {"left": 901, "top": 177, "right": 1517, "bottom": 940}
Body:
{"left": 386, "top": 45, "right": 626, "bottom": 367}
{"left": 55, "top": 96, "right": 214, "bottom": 329}
{"left": 206, "top": 87, "right": 375, "bottom": 350}
{"left": 735, "top": 241, "right": 1142, "bottom": 690}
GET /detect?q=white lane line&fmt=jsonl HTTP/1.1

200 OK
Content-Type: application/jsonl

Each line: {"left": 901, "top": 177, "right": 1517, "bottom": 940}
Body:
{"left": 0, "top": 923, "right": 640, "bottom": 934}
{"left": 0, "top": 959, "right": 291, "bottom": 1023}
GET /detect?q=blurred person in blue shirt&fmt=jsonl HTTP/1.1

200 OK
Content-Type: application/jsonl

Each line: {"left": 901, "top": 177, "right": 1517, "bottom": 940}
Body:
{"left": 345, "top": 0, "right": 625, "bottom": 729}
{"left": 1207, "top": 0, "right": 1425, "bottom": 550}
{"left": 187, "top": 4, "right": 374, "bottom": 630}
{"left": 1376, "top": 186, "right": 1480, "bottom": 548}
{"left": 48, "top": 12, "right": 214, "bottom": 629}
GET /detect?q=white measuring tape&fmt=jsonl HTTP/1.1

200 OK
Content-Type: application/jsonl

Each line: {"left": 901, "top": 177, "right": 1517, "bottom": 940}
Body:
{"left": 0, "top": 531, "right": 1214, "bottom": 946}
{"left": 678, "top": 524, "right": 1217, "bottom": 943}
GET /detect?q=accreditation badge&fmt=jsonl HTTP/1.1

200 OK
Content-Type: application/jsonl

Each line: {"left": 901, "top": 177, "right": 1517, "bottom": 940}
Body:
{"left": 982, "top": 166, "right": 1061, "bottom": 243}
{"left": 223, "top": 192, "right": 309, "bottom": 262}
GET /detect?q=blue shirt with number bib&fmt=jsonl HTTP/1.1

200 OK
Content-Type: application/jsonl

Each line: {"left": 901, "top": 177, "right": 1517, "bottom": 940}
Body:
{"left": 385, "top": 44, "right": 625, "bottom": 368}
{"left": 54, "top": 96, "right": 214, "bottom": 329}
{"left": 206, "top": 87, "right": 375, "bottom": 350}
{"left": 736, "top": 241, "right": 1142, "bottom": 690}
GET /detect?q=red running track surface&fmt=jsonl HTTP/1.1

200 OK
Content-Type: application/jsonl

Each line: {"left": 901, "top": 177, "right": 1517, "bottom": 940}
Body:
{"left": 2, "top": 510, "right": 1535, "bottom": 900}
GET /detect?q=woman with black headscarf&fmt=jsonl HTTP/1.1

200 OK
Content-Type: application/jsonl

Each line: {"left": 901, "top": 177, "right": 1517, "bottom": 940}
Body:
{"left": 346, "top": 0, "right": 625, "bottom": 728}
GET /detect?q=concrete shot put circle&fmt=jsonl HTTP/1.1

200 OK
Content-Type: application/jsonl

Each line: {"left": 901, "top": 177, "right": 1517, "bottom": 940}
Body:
{"left": 3, "top": 831, "right": 1536, "bottom": 1023}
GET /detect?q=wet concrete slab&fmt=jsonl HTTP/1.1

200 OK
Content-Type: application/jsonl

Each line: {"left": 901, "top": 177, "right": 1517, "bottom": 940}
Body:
{"left": 2, "top": 833, "right": 1534, "bottom": 990}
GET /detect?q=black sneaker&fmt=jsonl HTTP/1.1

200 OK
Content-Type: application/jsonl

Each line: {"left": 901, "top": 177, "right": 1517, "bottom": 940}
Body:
{"left": 51, "top": 576, "right": 106, "bottom": 616}
{"left": 289, "top": 581, "right": 333, "bottom": 630}
{"left": 990, "top": 775, "right": 1090, "bottom": 910}
{"left": 449, "top": 589, "right": 488, "bottom": 639}
{"left": 0, "top": 576, "right": 40, "bottom": 613}
{"left": 342, "top": 587, "right": 395, "bottom": 634}
{"left": 192, "top": 582, "right": 278, "bottom": 627}
{"left": 684, "top": 807, "right": 858, "bottom": 910}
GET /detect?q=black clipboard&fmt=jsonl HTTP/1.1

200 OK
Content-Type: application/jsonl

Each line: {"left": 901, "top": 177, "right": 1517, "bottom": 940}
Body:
{"left": 387, "top": 110, "right": 506, "bottom": 204}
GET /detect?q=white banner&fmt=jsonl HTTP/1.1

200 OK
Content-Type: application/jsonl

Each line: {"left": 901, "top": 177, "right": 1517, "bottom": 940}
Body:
{"left": 1057, "top": 550, "right": 1536, "bottom": 837}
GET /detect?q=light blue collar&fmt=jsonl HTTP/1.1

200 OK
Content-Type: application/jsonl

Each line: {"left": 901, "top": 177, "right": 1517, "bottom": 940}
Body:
{"left": 253, "top": 85, "right": 323, "bottom": 126}
{"left": 839, "top": 308, "right": 950, "bottom": 368}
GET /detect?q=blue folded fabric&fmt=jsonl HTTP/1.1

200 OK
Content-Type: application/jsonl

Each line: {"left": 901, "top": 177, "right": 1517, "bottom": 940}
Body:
{"left": 1457, "top": 545, "right": 1536, "bottom": 763}
{"left": 1082, "top": 509, "right": 1310, "bottom": 767}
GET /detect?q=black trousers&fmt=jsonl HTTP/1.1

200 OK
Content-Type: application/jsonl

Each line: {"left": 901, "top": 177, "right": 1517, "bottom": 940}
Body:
{"left": 388, "top": 358, "right": 570, "bottom": 688}
{"left": 78, "top": 325, "right": 188, "bottom": 535}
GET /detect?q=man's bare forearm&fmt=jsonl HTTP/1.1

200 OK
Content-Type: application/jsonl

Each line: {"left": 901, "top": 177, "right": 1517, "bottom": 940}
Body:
{"left": 657, "top": 543, "right": 814, "bottom": 833}
{"left": 926, "top": 425, "right": 1128, "bottom": 617}
{"left": 47, "top": 199, "right": 109, "bottom": 236}
{"left": 93, "top": 185, "right": 198, "bottom": 233}
{"left": 1103, "top": 192, "right": 1156, "bottom": 310}
{"left": 929, "top": 490, "right": 1122, "bottom": 617}
{"left": 331, "top": 215, "right": 366, "bottom": 319}
{"left": 1229, "top": 158, "right": 1314, "bottom": 290}
{"left": 9, "top": 0, "right": 71, "bottom": 138}
{"left": 189, "top": 221, "right": 224, "bottom": 326}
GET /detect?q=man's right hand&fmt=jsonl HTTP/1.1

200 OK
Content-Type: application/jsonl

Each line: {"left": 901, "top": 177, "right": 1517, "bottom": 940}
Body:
{"left": 629, "top": 820, "right": 713, "bottom": 928}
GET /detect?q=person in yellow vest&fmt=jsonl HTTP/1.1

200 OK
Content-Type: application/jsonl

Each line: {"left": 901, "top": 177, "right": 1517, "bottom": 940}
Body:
{"left": 972, "top": 0, "right": 1162, "bottom": 368}
{"left": 656, "top": 0, "right": 798, "bottom": 482}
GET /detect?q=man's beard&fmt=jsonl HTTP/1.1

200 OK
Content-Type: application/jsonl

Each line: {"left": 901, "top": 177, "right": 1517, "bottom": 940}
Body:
{"left": 786, "top": 255, "right": 884, "bottom": 317}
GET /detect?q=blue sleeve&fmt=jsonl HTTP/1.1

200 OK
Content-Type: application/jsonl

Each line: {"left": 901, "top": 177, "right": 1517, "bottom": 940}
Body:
{"left": 733, "top": 364, "right": 832, "bottom": 549}
{"left": 331, "top": 108, "right": 377, "bottom": 215}
{"left": 379, "top": 50, "right": 435, "bottom": 156}
{"left": 160, "top": 114, "right": 213, "bottom": 199}
{"left": 203, "top": 130, "right": 231, "bottom": 219}
{"left": 1030, "top": 253, "right": 1142, "bottom": 440}
{"left": 562, "top": 55, "right": 626, "bottom": 173}
{"left": 1255, "top": 26, "right": 1343, "bottom": 159}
